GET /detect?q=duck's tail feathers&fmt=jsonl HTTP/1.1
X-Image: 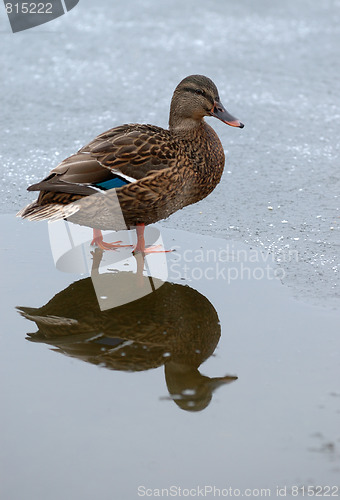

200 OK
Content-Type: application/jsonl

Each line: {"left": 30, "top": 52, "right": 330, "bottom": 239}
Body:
{"left": 17, "top": 306, "right": 78, "bottom": 327}
{"left": 16, "top": 200, "right": 80, "bottom": 222}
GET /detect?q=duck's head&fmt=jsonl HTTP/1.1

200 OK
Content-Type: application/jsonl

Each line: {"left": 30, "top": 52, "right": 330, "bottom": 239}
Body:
{"left": 169, "top": 74, "right": 244, "bottom": 131}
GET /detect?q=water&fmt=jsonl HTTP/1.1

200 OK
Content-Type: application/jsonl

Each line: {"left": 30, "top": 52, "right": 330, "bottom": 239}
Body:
{"left": 1, "top": 216, "right": 340, "bottom": 499}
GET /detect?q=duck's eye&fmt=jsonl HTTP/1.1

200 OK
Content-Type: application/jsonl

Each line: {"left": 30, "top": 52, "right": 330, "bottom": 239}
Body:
{"left": 195, "top": 89, "right": 205, "bottom": 96}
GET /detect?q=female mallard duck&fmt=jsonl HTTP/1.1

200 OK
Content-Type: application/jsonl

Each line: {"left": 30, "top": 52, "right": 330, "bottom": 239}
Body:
{"left": 17, "top": 75, "right": 244, "bottom": 252}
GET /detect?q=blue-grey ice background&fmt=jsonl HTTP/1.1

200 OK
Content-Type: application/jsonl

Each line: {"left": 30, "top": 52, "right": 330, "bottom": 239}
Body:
{"left": 1, "top": 0, "right": 339, "bottom": 307}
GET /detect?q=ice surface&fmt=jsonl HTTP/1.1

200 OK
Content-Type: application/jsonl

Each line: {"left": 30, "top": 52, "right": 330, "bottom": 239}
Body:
{"left": 0, "top": 0, "right": 339, "bottom": 307}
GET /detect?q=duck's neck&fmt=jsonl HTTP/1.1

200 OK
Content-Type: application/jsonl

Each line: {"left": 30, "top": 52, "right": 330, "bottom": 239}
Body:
{"left": 169, "top": 115, "right": 207, "bottom": 136}
{"left": 169, "top": 94, "right": 206, "bottom": 132}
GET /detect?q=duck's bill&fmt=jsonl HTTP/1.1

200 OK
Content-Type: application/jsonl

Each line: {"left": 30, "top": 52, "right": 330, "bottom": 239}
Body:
{"left": 211, "top": 102, "right": 244, "bottom": 128}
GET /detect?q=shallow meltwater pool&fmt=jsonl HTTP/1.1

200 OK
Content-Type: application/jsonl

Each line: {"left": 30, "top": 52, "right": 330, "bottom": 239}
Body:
{"left": 1, "top": 215, "right": 340, "bottom": 499}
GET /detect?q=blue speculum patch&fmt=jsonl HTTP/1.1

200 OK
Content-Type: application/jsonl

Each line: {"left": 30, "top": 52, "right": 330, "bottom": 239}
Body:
{"left": 94, "top": 177, "right": 130, "bottom": 190}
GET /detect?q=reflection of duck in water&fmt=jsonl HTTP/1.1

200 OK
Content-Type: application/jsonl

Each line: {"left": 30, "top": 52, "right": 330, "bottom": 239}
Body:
{"left": 17, "top": 274, "right": 237, "bottom": 412}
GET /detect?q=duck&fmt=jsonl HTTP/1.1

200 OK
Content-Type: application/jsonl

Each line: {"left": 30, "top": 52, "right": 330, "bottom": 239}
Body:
{"left": 17, "top": 75, "right": 244, "bottom": 252}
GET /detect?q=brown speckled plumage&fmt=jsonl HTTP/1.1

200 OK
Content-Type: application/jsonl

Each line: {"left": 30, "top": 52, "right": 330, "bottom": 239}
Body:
{"left": 17, "top": 75, "right": 243, "bottom": 229}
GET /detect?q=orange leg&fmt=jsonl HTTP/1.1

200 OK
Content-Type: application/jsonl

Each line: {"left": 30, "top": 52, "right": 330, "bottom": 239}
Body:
{"left": 132, "top": 223, "right": 173, "bottom": 254}
{"left": 91, "top": 228, "right": 133, "bottom": 251}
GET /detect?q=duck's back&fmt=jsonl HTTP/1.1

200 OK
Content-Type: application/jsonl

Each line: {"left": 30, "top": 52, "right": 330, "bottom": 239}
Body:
{"left": 78, "top": 123, "right": 180, "bottom": 180}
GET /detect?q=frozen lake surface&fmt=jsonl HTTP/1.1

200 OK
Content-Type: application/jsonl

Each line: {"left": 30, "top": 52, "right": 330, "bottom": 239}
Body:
{"left": 0, "top": 0, "right": 340, "bottom": 498}
{"left": 0, "top": 0, "right": 339, "bottom": 307}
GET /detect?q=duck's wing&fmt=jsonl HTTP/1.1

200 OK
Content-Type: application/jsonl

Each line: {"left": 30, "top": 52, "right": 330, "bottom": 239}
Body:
{"left": 27, "top": 124, "right": 178, "bottom": 197}
{"left": 81, "top": 123, "right": 178, "bottom": 175}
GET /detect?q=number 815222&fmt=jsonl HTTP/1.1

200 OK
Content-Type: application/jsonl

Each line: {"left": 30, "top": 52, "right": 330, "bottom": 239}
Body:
{"left": 5, "top": 3, "right": 53, "bottom": 14}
